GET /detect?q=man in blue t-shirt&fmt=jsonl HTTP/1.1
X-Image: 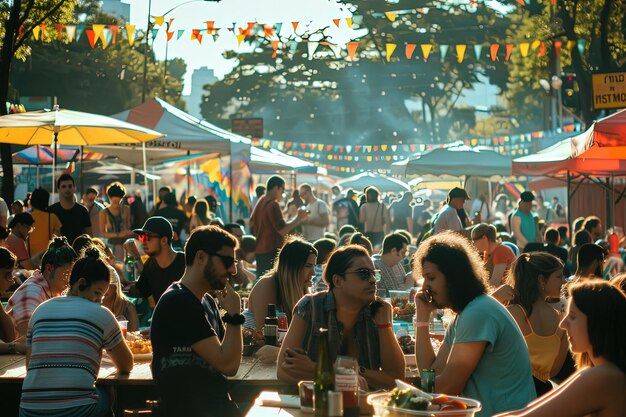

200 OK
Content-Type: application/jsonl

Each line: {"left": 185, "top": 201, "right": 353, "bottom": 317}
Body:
{"left": 511, "top": 191, "right": 539, "bottom": 251}
{"left": 413, "top": 231, "right": 536, "bottom": 417}
{"left": 151, "top": 226, "right": 243, "bottom": 417}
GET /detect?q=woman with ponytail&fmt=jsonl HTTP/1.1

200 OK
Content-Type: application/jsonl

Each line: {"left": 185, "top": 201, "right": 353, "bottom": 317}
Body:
{"left": 19, "top": 246, "right": 133, "bottom": 417}
{"left": 506, "top": 252, "right": 569, "bottom": 396}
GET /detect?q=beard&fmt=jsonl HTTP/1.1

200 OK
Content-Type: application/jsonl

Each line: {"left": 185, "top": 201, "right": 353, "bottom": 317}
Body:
{"left": 203, "top": 262, "right": 227, "bottom": 291}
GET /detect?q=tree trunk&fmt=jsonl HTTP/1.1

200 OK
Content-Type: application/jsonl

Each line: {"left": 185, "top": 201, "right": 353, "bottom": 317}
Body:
{"left": 0, "top": 0, "right": 21, "bottom": 204}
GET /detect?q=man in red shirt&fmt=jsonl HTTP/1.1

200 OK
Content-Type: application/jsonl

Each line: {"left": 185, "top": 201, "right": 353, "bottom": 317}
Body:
{"left": 471, "top": 223, "right": 515, "bottom": 287}
{"left": 250, "top": 176, "right": 309, "bottom": 279}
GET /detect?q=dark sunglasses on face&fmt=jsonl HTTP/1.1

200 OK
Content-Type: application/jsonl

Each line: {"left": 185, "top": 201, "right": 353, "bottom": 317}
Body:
{"left": 137, "top": 232, "right": 160, "bottom": 243}
{"left": 344, "top": 268, "right": 381, "bottom": 282}
{"left": 209, "top": 252, "right": 237, "bottom": 269}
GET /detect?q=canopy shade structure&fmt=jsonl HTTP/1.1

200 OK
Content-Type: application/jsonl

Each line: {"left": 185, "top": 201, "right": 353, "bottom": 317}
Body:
{"left": 13, "top": 145, "right": 78, "bottom": 165}
{"left": 392, "top": 145, "right": 512, "bottom": 178}
{"left": 250, "top": 147, "right": 313, "bottom": 173}
{"left": 338, "top": 171, "right": 410, "bottom": 193}
{"left": 573, "top": 108, "right": 626, "bottom": 153}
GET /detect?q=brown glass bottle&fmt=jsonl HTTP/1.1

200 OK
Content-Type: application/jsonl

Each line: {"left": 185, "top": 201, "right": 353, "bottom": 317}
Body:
{"left": 314, "top": 328, "right": 335, "bottom": 417}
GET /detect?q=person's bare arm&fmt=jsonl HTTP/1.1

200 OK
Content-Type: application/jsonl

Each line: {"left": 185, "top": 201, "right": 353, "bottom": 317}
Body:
{"left": 491, "top": 263, "right": 507, "bottom": 286}
{"left": 277, "top": 210, "right": 309, "bottom": 236}
{"left": 550, "top": 328, "right": 569, "bottom": 379}
{"left": 108, "top": 339, "right": 134, "bottom": 373}
{"left": 434, "top": 341, "right": 487, "bottom": 395}
{"left": 277, "top": 315, "right": 316, "bottom": 383}
{"left": 511, "top": 216, "right": 527, "bottom": 248}
{"left": 248, "top": 278, "right": 273, "bottom": 331}
{"left": 0, "top": 306, "right": 16, "bottom": 342}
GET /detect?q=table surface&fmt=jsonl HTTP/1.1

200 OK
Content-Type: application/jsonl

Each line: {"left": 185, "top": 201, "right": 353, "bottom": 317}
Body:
{"left": 246, "top": 391, "right": 375, "bottom": 417}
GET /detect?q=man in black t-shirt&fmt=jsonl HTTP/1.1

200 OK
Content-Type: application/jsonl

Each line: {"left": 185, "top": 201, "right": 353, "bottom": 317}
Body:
{"left": 390, "top": 191, "right": 414, "bottom": 235}
{"left": 151, "top": 226, "right": 243, "bottom": 417}
{"left": 48, "top": 174, "right": 91, "bottom": 245}
{"left": 126, "top": 217, "right": 185, "bottom": 303}
{"left": 154, "top": 192, "right": 189, "bottom": 249}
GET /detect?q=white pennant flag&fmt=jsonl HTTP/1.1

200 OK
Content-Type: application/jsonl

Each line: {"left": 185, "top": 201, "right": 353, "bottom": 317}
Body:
{"left": 307, "top": 42, "right": 319, "bottom": 60}
{"left": 65, "top": 25, "right": 76, "bottom": 42}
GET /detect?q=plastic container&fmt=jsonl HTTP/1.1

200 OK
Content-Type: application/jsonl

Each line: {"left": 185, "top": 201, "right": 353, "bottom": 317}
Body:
{"left": 367, "top": 393, "right": 481, "bottom": 417}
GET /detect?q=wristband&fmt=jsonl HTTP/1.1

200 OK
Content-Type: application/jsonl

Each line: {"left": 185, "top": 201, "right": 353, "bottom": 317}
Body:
{"left": 222, "top": 313, "right": 245, "bottom": 326}
{"left": 414, "top": 322, "right": 430, "bottom": 328}
{"left": 376, "top": 322, "right": 392, "bottom": 329}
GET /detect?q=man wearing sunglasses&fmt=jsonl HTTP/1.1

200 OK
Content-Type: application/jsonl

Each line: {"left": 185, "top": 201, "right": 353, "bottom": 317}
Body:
{"left": 151, "top": 225, "right": 243, "bottom": 417}
{"left": 126, "top": 216, "right": 186, "bottom": 305}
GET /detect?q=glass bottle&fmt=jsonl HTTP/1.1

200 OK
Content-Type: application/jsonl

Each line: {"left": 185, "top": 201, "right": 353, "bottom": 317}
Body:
{"left": 264, "top": 304, "right": 278, "bottom": 346}
{"left": 314, "top": 328, "right": 335, "bottom": 417}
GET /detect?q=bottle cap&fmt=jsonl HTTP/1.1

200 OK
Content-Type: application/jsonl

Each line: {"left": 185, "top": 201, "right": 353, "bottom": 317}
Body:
{"left": 327, "top": 391, "right": 343, "bottom": 417}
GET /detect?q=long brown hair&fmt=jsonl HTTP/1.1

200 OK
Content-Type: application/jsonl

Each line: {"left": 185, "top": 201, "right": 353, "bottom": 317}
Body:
{"left": 507, "top": 252, "right": 563, "bottom": 315}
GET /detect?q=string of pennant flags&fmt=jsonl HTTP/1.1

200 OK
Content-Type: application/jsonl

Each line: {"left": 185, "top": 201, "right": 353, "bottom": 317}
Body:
{"left": 26, "top": 19, "right": 587, "bottom": 63}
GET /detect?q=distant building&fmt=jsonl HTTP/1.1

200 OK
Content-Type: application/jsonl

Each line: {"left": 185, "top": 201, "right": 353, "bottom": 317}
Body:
{"left": 101, "top": 0, "right": 130, "bottom": 22}
{"left": 183, "top": 67, "right": 217, "bottom": 119}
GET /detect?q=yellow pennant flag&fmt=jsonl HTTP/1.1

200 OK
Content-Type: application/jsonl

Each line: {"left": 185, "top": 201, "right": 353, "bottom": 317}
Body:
{"left": 381, "top": 144, "right": 388, "bottom": 151}
{"left": 567, "top": 40, "right": 576, "bottom": 51}
{"left": 519, "top": 42, "right": 530, "bottom": 57}
{"left": 346, "top": 18, "right": 352, "bottom": 27}
{"left": 531, "top": 40, "right": 541, "bottom": 50}
{"left": 385, "top": 12, "right": 397, "bottom": 22}
{"left": 92, "top": 24, "right": 105, "bottom": 43}
{"left": 152, "top": 15, "right": 165, "bottom": 27}
{"left": 420, "top": 44, "right": 432, "bottom": 61}
{"left": 456, "top": 44, "right": 466, "bottom": 63}
{"left": 386, "top": 43, "right": 396, "bottom": 62}
{"left": 32, "top": 25, "right": 41, "bottom": 40}
{"left": 126, "top": 25, "right": 136, "bottom": 44}
{"left": 236, "top": 34, "right": 245, "bottom": 46}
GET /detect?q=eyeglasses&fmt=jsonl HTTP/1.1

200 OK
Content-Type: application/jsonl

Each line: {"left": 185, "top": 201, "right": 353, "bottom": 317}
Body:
{"left": 209, "top": 252, "right": 237, "bottom": 269}
{"left": 344, "top": 268, "right": 381, "bottom": 282}
{"left": 137, "top": 232, "right": 160, "bottom": 243}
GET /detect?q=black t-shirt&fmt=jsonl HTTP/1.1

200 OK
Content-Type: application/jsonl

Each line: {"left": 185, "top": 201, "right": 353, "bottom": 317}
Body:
{"left": 136, "top": 252, "right": 185, "bottom": 301}
{"left": 154, "top": 206, "right": 188, "bottom": 239}
{"left": 49, "top": 202, "right": 91, "bottom": 245}
{"left": 391, "top": 201, "right": 412, "bottom": 231}
{"left": 151, "top": 283, "right": 238, "bottom": 417}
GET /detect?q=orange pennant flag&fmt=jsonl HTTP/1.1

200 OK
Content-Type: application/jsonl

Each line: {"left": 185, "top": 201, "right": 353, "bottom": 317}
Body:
{"left": 420, "top": 44, "right": 432, "bottom": 62}
{"left": 405, "top": 43, "right": 416, "bottom": 59}
{"left": 166, "top": 31, "right": 174, "bottom": 41}
{"left": 516, "top": 0, "right": 525, "bottom": 4}
{"left": 85, "top": 29, "right": 96, "bottom": 48}
{"left": 264, "top": 25, "right": 274, "bottom": 37}
{"left": 271, "top": 40, "right": 279, "bottom": 58}
{"left": 505, "top": 44, "right": 513, "bottom": 61}
{"left": 519, "top": 42, "right": 530, "bottom": 57}
{"left": 456, "top": 44, "right": 466, "bottom": 63}
{"left": 554, "top": 40, "right": 562, "bottom": 56}
{"left": 191, "top": 29, "right": 203, "bottom": 44}
{"left": 539, "top": 42, "right": 546, "bottom": 57}
{"left": 347, "top": 41, "right": 358, "bottom": 60}
{"left": 333, "top": 19, "right": 341, "bottom": 27}
{"left": 126, "top": 25, "right": 136, "bottom": 44}
{"left": 55, "top": 24, "right": 64, "bottom": 41}
{"left": 386, "top": 43, "right": 397, "bottom": 62}
{"left": 40, "top": 23, "right": 47, "bottom": 42}
{"left": 205, "top": 21, "right": 215, "bottom": 33}
{"left": 292, "top": 22, "right": 299, "bottom": 32}
{"left": 108, "top": 25, "right": 118, "bottom": 44}
{"left": 490, "top": 44, "right": 499, "bottom": 61}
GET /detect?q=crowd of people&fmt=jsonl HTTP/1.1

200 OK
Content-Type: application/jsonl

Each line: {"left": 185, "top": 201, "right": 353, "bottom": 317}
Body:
{"left": 0, "top": 172, "right": 625, "bottom": 417}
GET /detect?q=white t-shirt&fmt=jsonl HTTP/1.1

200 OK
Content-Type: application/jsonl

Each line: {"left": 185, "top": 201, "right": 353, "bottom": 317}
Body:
{"left": 434, "top": 205, "right": 463, "bottom": 234}
{"left": 304, "top": 199, "right": 330, "bottom": 241}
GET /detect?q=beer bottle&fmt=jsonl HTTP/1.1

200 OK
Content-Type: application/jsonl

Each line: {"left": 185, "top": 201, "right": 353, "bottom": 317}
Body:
{"left": 314, "top": 328, "right": 335, "bottom": 417}
{"left": 264, "top": 304, "right": 278, "bottom": 346}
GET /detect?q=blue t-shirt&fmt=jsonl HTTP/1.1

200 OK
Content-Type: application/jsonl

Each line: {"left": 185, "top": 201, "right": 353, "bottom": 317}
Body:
{"left": 513, "top": 208, "right": 536, "bottom": 245}
{"left": 445, "top": 295, "right": 536, "bottom": 417}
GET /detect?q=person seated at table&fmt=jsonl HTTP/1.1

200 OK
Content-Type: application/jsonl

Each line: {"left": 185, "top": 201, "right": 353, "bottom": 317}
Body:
{"left": 506, "top": 253, "right": 569, "bottom": 396}
{"left": 413, "top": 231, "right": 536, "bottom": 417}
{"left": 494, "top": 279, "right": 626, "bottom": 417}
{"left": 102, "top": 265, "right": 139, "bottom": 332}
{"left": 232, "top": 234, "right": 256, "bottom": 287}
{"left": 349, "top": 232, "right": 374, "bottom": 255}
{"left": 19, "top": 246, "right": 133, "bottom": 417}
{"left": 4, "top": 212, "right": 40, "bottom": 271}
{"left": 372, "top": 232, "right": 412, "bottom": 295}
{"left": 0, "top": 247, "right": 26, "bottom": 353}
{"left": 471, "top": 223, "right": 516, "bottom": 287}
{"left": 7, "top": 237, "right": 77, "bottom": 338}
{"left": 277, "top": 244, "right": 405, "bottom": 389}
{"left": 311, "top": 238, "right": 336, "bottom": 292}
{"left": 244, "top": 236, "right": 317, "bottom": 362}
{"left": 151, "top": 225, "right": 243, "bottom": 417}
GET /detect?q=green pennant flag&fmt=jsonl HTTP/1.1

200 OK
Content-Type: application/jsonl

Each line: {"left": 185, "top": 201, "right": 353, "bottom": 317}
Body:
{"left": 177, "top": 29, "right": 185, "bottom": 40}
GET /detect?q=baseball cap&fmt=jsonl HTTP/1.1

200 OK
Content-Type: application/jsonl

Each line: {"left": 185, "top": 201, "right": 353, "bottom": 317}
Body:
{"left": 8, "top": 212, "right": 35, "bottom": 229}
{"left": 520, "top": 191, "right": 535, "bottom": 202}
{"left": 133, "top": 216, "right": 173, "bottom": 239}
{"left": 447, "top": 187, "right": 470, "bottom": 201}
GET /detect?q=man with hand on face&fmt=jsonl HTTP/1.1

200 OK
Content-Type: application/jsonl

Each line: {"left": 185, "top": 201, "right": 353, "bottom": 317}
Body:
{"left": 49, "top": 174, "right": 92, "bottom": 245}
{"left": 151, "top": 225, "right": 243, "bottom": 417}
{"left": 126, "top": 217, "right": 186, "bottom": 305}
{"left": 413, "top": 231, "right": 535, "bottom": 417}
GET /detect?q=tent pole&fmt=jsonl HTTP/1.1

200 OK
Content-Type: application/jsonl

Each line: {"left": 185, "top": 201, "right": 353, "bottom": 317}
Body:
{"left": 142, "top": 143, "right": 149, "bottom": 210}
{"left": 566, "top": 171, "right": 571, "bottom": 232}
{"left": 52, "top": 132, "right": 58, "bottom": 203}
{"left": 186, "top": 150, "right": 191, "bottom": 196}
{"left": 229, "top": 154, "right": 233, "bottom": 223}
{"left": 79, "top": 146, "right": 84, "bottom": 196}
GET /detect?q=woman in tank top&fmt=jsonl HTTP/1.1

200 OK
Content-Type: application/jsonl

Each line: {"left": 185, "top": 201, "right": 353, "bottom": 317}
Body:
{"left": 99, "top": 182, "right": 133, "bottom": 261}
{"left": 506, "top": 252, "right": 569, "bottom": 396}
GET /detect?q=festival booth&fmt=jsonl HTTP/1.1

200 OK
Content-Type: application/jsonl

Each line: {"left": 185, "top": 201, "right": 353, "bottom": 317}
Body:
{"left": 338, "top": 171, "right": 410, "bottom": 193}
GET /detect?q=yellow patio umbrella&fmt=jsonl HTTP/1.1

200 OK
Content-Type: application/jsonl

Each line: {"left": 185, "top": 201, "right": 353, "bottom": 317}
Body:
{"left": 0, "top": 107, "right": 165, "bottom": 199}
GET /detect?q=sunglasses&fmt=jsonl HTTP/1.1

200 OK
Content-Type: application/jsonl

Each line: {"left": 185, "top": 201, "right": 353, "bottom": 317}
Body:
{"left": 137, "top": 232, "right": 160, "bottom": 243}
{"left": 344, "top": 268, "right": 381, "bottom": 282}
{"left": 209, "top": 252, "right": 237, "bottom": 269}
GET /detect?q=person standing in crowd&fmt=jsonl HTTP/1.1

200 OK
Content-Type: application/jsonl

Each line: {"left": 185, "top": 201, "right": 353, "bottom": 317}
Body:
{"left": 151, "top": 226, "right": 243, "bottom": 417}
{"left": 150, "top": 186, "right": 172, "bottom": 215}
{"left": 7, "top": 200, "right": 24, "bottom": 225}
{"left": 299, "top": 183, "right": 330, "bottom": 242}
{"left": 511, "top": 191, "right": 539, "bottom": 251}
{"left": 49, "top": 174, "right": 92, "bottom": 245}
{"left": 81, "top": 187, "right": 104, "bottom": 237}
{"left": 189, "top": 199, "right": 211, "bottom": 232}
{"left": 126, "top": 217, "right": 186, "bottom": 305}
{"left": 572, "top": 243, "right": 606, "bottom": 281}
{"left": 7, "top": 237, "right": 78, "bottom": 337}
{"left": 494, "top": 279, "right": 626, "bottom": 417}
{"left": 434, "top": 187, "right": 469, "bottom": 234}
{"left": 277, "top": 244, "right": 405, "bottom": 389}
{"left": 470, "top": 193, "right": 492, "bottom": 224}
{"left": 28, "top": 187, "right": 61, "bottom": 254}
{"left": 0, "top": 247, "right": 18, "bottom": 343}
{"left": 471, "top": 223, "right": 516, "bottom": 287}
{"left": 311, "top": 238, "right": 336, "bottom": 292}
{"left": 155, "top": 192, "right": 189, "bottom": 249}
{"left": 413, "top": 231, "right": 536, "bottom": 417}
{"left": 19, "top": 247, "right": 133, "bottom": 417}
{"left": 332, "top": 189, "right": 360, "bottom": 230}
{"left": 250, "top": 176, "right": 309, "bottom": 279}
{"left": 129, "top": 191, "right": 149, "bottom": 231}
{"left": 360, "top": 187, "right": 391, "bottom": 247}
{"left": 390, "top": 192, "right": 414, "bottom": 235}
{"left": 535, "top": 195, "right": 557, "bottom": 224}
{"left": 506, "top": 253, "right": 569, "bottom": 396}
{"left": 252, "top": 185, "right": 266, "bottom": 210}
{"left": 373, "top": 232, "right": 412, "bottom": 294}
{"left": 99, "top": 182, "right": 133, "bottom": 261}
{"left": 4, "top": 212, "right": 39, "bottom": 270}
{"left": 223, "top": 223, "right": 253, "bottom": 287}
{"left": 552, "top": 196, "right": 566, "bottom": 218}
{"left": 582, "top": 216, "right": 603, "bottom": 241}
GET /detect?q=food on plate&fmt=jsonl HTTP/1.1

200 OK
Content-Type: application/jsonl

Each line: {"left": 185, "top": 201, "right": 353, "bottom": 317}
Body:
{"left": 126, "top": 338, "right": 152, "bottom": 354}
{"left": 392, "top": 298, "right": 415, "bottom": 321}
{"left": 397, "top": 335, "right": 415, "bottom": 354}
{"left": 384, "top": 388, "right": 469, "bottom": 412}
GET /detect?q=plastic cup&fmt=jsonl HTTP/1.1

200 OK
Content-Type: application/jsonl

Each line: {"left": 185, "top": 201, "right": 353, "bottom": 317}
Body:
{"left": 119, "top": 320, "right": 128, "bottom": 338}
{"left": 298, "top": 381, "right": 314, "bottom": 413}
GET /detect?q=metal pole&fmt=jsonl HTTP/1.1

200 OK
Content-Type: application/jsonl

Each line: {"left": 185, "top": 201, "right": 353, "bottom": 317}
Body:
{"left": 141, "top": 0, "right": 152, "bottom": 103}
{"left": 566, "top": 171, "right": 572, "bottom": 233}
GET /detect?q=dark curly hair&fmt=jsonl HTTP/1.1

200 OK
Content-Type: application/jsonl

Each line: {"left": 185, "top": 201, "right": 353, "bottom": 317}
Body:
{"left": 106, "top": 181, "right": 126, "bottom": 199}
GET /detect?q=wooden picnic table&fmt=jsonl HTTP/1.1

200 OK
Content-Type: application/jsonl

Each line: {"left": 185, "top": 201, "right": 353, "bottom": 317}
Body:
{"left": 246, "top": 391, "right": 376, "bottom": 416}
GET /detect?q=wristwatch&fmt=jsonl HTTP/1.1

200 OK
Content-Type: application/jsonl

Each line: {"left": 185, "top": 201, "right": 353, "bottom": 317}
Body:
{"left": 222, "top": 313, "right": 245, "bottom": 326}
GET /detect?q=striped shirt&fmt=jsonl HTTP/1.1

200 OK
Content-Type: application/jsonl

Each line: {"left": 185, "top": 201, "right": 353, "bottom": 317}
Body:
{"left": 7, "top": 271, "right": 52, "bottom": 329}
{"left": 20, "top": 296, "right": 123, "bottom": 411}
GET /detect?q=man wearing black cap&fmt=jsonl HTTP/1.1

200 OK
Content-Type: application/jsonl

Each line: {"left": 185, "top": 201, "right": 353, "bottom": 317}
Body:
{"left": 5, "top": 212, "right": 40, "bottom": 270}
{"left": 126, "top": 216, "right": 186, "bottom": 304}
{"left": 434, "top": 187, "right": 470, "bottom": 234}
{"left": 511, "top": 191, "right": 539, "bottom": 250}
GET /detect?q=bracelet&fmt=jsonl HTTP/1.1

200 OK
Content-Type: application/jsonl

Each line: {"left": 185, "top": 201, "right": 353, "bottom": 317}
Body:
{"left": 222, "top": 313, "right": 245, "bottom": 326}
{"left": 414, "top": 322, "right": 430, "bottom": 328}
{"left": 376, "top": 323, "right": 392, "bottom": 329}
